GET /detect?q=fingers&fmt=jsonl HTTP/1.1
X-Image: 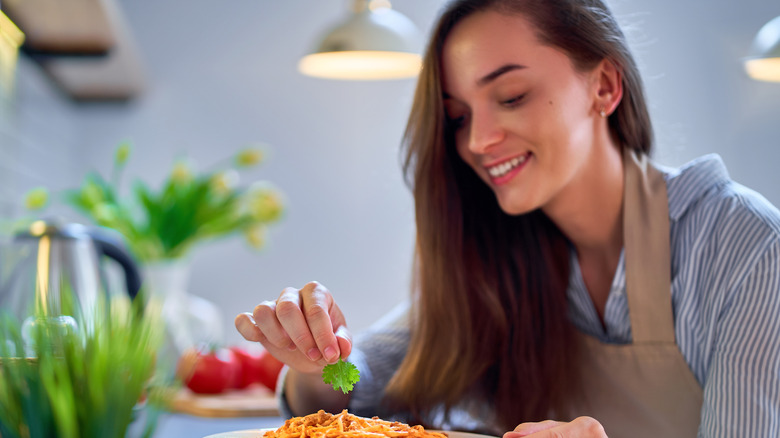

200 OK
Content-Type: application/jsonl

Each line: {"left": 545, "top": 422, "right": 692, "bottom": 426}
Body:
{"left": 299, "top": 282, "right": 341, "bottom": 363}
{"left": 335, "top": 325, "right": 353, "bottom": 359}
{"left": 566, "top": 417, "right": 606, "bottom": 437}
{"left": 253, "top": 299, "right": 296, "bottom": 351}
{"left": 234, "top": 312, "right": 264, "bottom": 342}
{"left": 504, "top": 417, "right": 606, "bottom": 438}
{"left": 504, "top": 420, "right": 562, "bottom": 438}
{"left": 276, "top": 284, "right": 325, "bottom": 364}
{"left": 237, "top": 281, "right": 352, "bottom": 373}
{"left": 327, "top": 295, "right": 348, "bottom": 331}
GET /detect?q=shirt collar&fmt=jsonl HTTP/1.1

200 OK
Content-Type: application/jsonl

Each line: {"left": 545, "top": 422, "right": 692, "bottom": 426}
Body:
{"left": 659, "top": 153, "right": 731, "bottom": 222}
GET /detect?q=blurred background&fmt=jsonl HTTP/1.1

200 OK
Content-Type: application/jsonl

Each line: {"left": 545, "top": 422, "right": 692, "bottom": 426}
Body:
{"left": 1, "top": 0, "right": 779, "bottom": 348}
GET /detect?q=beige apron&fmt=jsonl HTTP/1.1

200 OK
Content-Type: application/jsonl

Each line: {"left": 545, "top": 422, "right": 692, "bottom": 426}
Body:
{"left": 561, "top": 149, "right": 703, "bottom": 438}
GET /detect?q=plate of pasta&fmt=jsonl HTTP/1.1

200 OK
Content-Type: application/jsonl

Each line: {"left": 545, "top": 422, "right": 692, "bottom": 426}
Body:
{"left": 203, "top": 410, "right": 497, "bottom": 438}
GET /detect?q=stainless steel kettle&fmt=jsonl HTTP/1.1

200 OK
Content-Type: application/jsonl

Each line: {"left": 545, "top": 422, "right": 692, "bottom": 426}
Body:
{"left": 0, "top": 220, "right": 141, "bottom": 328}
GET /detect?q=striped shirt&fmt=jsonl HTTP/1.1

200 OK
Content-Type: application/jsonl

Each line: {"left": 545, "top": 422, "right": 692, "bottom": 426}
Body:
{"left": 280, "top": 154, "right": 780, "bottom": 437}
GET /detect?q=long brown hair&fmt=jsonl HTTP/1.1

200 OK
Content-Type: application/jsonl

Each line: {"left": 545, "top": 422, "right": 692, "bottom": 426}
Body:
{"left": 386, "top": 0, "right": 653, "bottom": 432}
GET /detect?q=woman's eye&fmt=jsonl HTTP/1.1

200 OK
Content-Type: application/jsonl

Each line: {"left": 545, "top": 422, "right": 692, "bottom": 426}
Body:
{"left": 501, "top": 94, "right": 525, "bottom": 107}
{"left": 447, "top": 115, "right": 467, "bottom": 129}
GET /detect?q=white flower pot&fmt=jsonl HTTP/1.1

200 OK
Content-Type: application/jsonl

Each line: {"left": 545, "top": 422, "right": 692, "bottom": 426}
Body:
{"left": 141, "top": 260, "right": 224, "bottom": 358}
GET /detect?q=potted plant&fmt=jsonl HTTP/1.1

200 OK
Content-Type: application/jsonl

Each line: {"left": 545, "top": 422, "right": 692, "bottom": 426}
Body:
{"left": 0, "top": 282, "right": 170, "bottom": 438}
{"left": 25, "top": 142, "right": 285, "bottom": 357}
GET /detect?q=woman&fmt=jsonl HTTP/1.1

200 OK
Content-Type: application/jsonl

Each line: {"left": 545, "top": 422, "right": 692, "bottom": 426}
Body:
{"left": 236, "top": 1, "right": 780, "bottom": 436}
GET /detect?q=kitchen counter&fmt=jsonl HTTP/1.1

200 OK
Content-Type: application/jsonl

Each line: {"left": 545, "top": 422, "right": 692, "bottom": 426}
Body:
{"left": 151, "top": 412, "right": 283, "bottom": 438}
{"left": 128, "top": 386, "right": 284, "bottom": 438}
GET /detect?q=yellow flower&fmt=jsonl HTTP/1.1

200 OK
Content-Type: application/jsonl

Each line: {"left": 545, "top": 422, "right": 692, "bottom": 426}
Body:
{"left": 115, "top": 142, "right": 131, "bottom": 166}
{"left": 246, "top": 183, "right": 284, "bottom": 223}
{"left": 24, "top": 187, "right": 49, "bottom": 210}
{"left": 235, "top": 146, "right": 264, "bottom": 168}
{"left": 210, "top": 170, "right": 239, "bottom": 196}
{"left": 170, "top": 161, "right": 193, "bottom": 185}
{"left": 244, "top": 224, "right": 266, "bottom": 249}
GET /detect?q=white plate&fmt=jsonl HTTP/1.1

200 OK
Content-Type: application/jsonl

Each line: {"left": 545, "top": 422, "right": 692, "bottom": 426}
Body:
{"left": 204, "top": 430, "right": 497, "bottom": 438}
{"left": 204, "top": 431, "right": 264, "bottom": 438}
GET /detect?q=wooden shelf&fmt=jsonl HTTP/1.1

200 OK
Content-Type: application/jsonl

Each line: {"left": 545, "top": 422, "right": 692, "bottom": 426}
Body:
{"left": 2, "top": 0, "right": 115, "bottom": 55}
{"left": 37, "top": 2, "right": 145, "bottom": 102}
{"left": 3, "top": 0, "right": 145, "bottom": 101}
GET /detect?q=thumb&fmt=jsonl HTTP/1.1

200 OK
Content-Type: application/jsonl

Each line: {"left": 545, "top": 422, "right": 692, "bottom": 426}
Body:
{"left": 335, "top": 325, "right": 353, "bottom": 359}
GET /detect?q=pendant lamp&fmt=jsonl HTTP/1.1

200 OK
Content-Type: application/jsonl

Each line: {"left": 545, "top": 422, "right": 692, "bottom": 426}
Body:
{"left": 298, "top": 0, "right": 422, "bottom": 80}
{"left": 744, "top": 15, "right": 780, "bottom": 83}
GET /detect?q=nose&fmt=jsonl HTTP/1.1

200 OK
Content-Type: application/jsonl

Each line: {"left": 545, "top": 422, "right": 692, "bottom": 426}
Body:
{"left": 467, "top": 108, "right": 505, "bottom": 154}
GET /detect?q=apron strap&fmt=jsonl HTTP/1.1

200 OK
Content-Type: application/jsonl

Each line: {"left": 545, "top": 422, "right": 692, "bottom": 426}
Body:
{"left": 623, "top": 148, "right": 675, "bottom": 344}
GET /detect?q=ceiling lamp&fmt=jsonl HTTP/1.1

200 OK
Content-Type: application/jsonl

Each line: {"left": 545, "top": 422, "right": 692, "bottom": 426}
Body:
{"left": 744, "top": 15, "right": 780, "bottom": 83}
{"left": 298, "top": 0, "right": 423, "bottom": 80}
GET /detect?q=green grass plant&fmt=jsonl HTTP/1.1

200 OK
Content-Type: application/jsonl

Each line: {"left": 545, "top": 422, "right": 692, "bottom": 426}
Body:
{"left": 0, "top": 282, "right": 170, "bottom": 438}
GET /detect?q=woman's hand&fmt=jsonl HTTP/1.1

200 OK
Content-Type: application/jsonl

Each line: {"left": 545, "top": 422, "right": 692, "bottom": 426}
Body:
{"left": 234, "top": 281, "right": 352, "bottom": 375}
{"left": 504, "top": 417, "right": 606, "bottom": 438}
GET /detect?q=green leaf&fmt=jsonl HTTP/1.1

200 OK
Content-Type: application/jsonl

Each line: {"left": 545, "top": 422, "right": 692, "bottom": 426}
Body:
{"left": 321, "top": 359, "right": 360, "bottom": 394}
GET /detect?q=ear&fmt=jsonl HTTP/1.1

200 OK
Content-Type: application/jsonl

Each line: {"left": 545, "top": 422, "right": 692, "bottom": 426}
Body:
{"left": 593, "top": 59, "right": 623, "bottom": 117}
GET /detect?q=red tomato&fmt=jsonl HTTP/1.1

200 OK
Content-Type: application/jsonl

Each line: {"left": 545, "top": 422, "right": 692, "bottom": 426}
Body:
{"left": 231, "top": 347, "right": 265, "bottom": 390}
{"left": 230, "top": 346, "right": 285, "bottom": 392}
{"left": 177, "top": 347, "right": 240, "bottom": 394}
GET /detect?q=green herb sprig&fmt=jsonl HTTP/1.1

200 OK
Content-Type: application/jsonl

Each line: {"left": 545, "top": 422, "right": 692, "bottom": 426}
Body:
{"left": 322, "top": 358, "right": 360, "bottom": 394}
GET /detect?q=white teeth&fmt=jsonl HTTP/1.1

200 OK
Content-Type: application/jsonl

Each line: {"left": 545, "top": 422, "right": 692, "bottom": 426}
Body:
{"left": 487, "top": 154, "right": 528, "bottom": 178}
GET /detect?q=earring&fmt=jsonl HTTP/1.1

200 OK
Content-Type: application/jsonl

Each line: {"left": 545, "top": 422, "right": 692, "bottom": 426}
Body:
{"left": 599, "top": 107, "right": 607, "bottom": 118}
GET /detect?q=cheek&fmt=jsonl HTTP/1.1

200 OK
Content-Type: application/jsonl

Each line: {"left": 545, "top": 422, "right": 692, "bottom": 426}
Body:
{"left": 454, "top": 138, "right": 473, "bottom": 167}
{"left": 535, "top": 76, "right": 592, "bottom": 138}
{"left": 559, "top": 85, "right": 595, "bottom": 144}
{"left": 539, "top": 97, "right": 591, "bottom": 155}
{"left": 558, "top": 103, "right": 595, "bottom": 156}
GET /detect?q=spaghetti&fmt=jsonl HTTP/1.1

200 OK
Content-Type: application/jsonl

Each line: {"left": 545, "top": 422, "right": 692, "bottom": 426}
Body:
{"left": 263, "top": 410, "right": 448, "bottom": 438}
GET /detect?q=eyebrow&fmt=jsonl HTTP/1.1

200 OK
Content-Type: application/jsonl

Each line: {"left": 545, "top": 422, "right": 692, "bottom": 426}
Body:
{"left": 442, "top": 63, "right": 527, "bottom": 99}
{"left": 477, "top": 64, "right": 527, "bottom": 86}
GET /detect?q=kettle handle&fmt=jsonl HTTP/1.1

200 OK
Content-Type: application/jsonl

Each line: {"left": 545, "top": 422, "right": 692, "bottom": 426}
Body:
{"left": 87, "top": 228, "right": 142, "bottom": 300}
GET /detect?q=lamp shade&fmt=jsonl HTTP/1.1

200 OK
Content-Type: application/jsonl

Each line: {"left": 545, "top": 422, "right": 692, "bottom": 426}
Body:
{"left": 299, "top": 2, "right": 422, "bottom": 80}
{"left": 744, "top": 15, "right": 780, "bottom": 83}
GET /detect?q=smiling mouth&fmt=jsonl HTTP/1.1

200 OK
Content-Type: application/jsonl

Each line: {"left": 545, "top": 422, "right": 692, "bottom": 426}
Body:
{"left": 486, "top": 152, "right": 531, "bottom": 178}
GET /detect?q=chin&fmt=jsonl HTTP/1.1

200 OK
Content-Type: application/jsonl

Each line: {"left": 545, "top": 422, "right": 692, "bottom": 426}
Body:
{"left": 496, "top": 198, "right": 537, "bottom": 216}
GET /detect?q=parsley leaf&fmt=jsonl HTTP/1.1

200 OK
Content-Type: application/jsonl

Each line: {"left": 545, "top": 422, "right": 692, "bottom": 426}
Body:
{"left": 322, "top": 358, "right": 360, "bottom": 394}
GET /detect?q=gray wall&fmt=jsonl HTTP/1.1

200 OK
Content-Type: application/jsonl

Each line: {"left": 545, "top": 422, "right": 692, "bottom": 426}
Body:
{"left": 1, "top": 56, "right": 81, "bottom": 227}
{"left": 7, "top": 0, "right": 780, "bottom": 345}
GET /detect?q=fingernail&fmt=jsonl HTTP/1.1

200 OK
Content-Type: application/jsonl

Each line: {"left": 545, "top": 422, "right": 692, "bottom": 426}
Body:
{"left": 323, "top": 346, "right": 338, "bottom": 362}
{"left": 287, "top": 343, "right": 297, "bottom": 351}
{"left": 307, "top": 348, "right": 321, "bottom": 361}
{"left": 335, "top": 325, "right": 352, "bottom": 342}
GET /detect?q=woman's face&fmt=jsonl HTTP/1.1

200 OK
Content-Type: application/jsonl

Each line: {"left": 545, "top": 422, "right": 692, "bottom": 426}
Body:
{"left": 441, "top": 10, "right": 603, "bottom": 216}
